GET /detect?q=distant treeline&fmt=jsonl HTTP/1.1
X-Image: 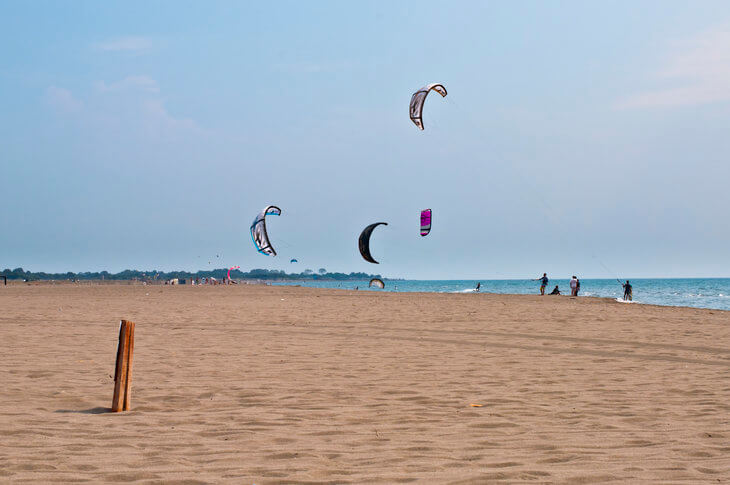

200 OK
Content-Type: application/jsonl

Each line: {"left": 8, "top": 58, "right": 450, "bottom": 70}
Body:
{"left": 0, "top": 267, "right": 382, "bottom": 282}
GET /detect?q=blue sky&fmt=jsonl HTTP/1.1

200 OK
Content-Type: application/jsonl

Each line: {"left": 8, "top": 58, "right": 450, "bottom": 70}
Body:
{"left": 1, "top": 1, "right": 729, "bottom": 279}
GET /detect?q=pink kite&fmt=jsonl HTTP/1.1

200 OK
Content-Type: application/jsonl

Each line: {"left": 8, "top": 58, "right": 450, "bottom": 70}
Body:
{"left": 420, "top": 209, "right": 432, "bottom": 236}
{"left": 227, "top": 266, "right": 240, "bottom": 279}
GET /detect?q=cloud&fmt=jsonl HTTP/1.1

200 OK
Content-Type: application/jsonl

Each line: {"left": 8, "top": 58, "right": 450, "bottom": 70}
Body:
{"left": 93, "top": 36, "right": 153, "bottom": 52}
{"left": 140, "top": 99, "right": 202, "bottom": 137}
{"left": 617, "top": 26, "right": 730, "bottom": 109}
{"left": 45, "top": 76, "right": 204, "bottom": 140}
{"left": 46, "top": 86, "right": 83, "bottom": 113}
{"left": 94, "top": 75, "right": 159, "bottom": 93}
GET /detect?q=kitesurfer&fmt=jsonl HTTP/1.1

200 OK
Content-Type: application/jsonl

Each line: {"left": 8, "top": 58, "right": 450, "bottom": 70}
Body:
{"left": 622, "top": 280, "right": 632, "bottom": 301}
{"left": 475, "top": 282, "right": 481, "bottom": 292}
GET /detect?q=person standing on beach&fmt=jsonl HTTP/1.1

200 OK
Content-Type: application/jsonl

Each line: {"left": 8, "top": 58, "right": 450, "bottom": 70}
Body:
{"left": 575, "top": 278, "right": 580, "bottom": 296}
{"left": 535, "top": 273, "right": 549, "bottom": 295}
{"left": 622, "top": 280, "right": 632, "bottom": 301}
{"left": 569, "top": 276, "right": 578, "bottom": 296}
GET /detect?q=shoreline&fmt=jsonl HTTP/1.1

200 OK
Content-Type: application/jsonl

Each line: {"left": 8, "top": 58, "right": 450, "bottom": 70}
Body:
{"left": 3, "top": 278, "right": 728, "bottom": 313}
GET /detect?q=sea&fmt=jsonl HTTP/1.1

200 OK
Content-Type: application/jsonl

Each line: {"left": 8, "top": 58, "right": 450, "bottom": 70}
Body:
{"left": 273, "top": 278, "right": 730, "bottom": 312}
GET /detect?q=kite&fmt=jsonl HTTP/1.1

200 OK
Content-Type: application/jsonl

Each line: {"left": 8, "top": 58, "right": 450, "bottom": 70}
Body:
{"left": 227, "top": 266, "right": 240, "bottom": 279}
{"left": 409, "top": 83, "right": 447, "bottom": 130}
{"left": 358, "top": 222, "right": 387, "bottom": 264}
{"left": 290, "top": 259, "right": 298, "bottom": 263}
{"left": 250, "top": 205, "right": 281, "bottom": 256}
{"left": 369, "top": 278, "right": 385, "bottom": 289}
{"left": 420, "top": 209, "right": 432, "bottom": 236}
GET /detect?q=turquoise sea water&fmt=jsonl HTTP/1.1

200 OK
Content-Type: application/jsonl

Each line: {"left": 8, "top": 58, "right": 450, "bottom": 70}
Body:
{"left": 274, "top": 278, "right": 730, "bottom": 311}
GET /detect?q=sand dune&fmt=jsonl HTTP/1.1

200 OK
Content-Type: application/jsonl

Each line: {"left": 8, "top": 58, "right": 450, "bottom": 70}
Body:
{"left": 1, "top": 283, "right": 729, "bottom": 483}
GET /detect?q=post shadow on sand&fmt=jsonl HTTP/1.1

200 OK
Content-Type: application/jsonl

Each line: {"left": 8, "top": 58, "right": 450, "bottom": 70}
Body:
{"left": 55, "top": 407, "right": 111, "bottom": 414}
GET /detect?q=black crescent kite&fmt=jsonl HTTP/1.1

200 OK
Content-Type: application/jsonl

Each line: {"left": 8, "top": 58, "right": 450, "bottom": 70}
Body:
{"left": 358, "top": 222, "right": 388, "bottom": 264}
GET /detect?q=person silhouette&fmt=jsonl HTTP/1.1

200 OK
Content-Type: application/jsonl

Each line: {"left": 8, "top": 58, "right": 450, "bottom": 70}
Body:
{"left": 622, "top": 280, "right": 632, "bottom": 301}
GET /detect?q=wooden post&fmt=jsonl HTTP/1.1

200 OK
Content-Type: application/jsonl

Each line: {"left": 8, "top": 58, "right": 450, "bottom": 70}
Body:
{"left": 123, "top": 321, "right": 135, "bottom": 411}
{"left": 111, "top": 320, "right": 135, "bottom": 412}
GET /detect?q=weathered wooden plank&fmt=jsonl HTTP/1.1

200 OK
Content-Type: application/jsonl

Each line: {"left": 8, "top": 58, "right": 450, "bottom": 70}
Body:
{"left": 111, "top": 320, "right": 131, "bottom": 412}
{"left": 123, "top": 321, "right": 135, "bottom": 411}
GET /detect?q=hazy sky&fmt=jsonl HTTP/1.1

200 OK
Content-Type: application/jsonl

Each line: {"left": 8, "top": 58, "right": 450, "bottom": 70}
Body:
{"left": 1, "top": 1, "right": 729, "bottom": 279}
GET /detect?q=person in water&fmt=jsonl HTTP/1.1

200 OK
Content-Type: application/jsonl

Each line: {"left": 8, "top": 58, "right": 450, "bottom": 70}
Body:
{"left": 549, "top": 285, "right": 561, "bottom": 295}
{"left": 475, "top": 282, "right": 481, "bottom": 292}
{"left": 535, "top": 273, "right": 549, "bottom": 295}
{"left": 622, "top": 280, "right": 632, "bottom": 301}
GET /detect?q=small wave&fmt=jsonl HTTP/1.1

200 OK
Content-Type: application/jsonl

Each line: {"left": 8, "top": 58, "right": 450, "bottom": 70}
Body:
{"left": 453, "top": 288, "right": 479, "bottom": 293}
{"left": 615, "top": 298, "right": 634, "bottom": 304}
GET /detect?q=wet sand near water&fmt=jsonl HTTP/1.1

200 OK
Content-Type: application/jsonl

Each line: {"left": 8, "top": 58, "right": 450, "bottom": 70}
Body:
{"left": 1, "top": 283, "right": 729, "bottom": 483}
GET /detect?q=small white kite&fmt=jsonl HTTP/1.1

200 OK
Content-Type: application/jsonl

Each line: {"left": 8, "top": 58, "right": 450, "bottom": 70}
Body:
{"left": 409, "top": 83, "right": 447, "bottom": 130}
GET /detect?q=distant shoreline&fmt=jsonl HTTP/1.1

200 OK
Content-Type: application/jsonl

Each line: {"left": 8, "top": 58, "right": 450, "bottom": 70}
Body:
{"left": 0, "top": 267, "right": 382, "bottom": 283}
{"left": 5, "top": 278, "right": 728, "bottom": 313}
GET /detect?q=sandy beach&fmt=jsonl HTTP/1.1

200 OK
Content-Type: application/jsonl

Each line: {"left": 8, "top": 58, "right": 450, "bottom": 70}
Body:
{"left": 1, "top": 283, "right": 729, "bottom": 483}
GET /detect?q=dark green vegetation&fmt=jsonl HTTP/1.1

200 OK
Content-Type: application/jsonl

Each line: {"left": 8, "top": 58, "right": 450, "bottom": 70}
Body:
{"left": 0, "top": 267, "right": 381, "bottom": 282}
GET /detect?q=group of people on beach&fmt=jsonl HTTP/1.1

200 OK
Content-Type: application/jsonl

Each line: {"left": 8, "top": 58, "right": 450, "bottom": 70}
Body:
{"left": 534, "top": 273, "right": 633, "bottom": 301}
{"left": 537, "top": 273, "right": 566, "bottom": 296}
